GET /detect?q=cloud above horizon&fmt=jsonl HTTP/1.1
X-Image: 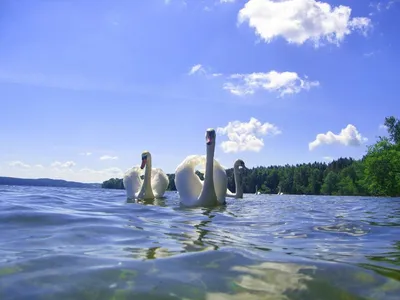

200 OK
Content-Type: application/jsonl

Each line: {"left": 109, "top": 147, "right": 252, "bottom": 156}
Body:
{"left": 100, "top": 155, "right": 119, "bottom": 161}
{"left": 309, "top": 124, "right": 368, "bottom": 150}
{"left": 323, "top": 156, "right": 334, "bottom": 162}
{"left": 79, "top": 152, "right": 92, "bottom": 156}
{"left": 188, "top": 64, "right": 205, "bottom": 75}
{"left": 50, "top": 161, "right": 76, "bottom": 168}
{"left": 187, "top": 66, "right": 319, "bottom": 97}
{"left": 217, "top": 117, "right": 281, "bottom": 153}
{"left": 237, "top": 0, "right": 371, "bottom": 47}
{"left": 223, "top": 71, "right": 319, "bottom": 97}
{"left": 4, "top": 160, "right": 123, "bottom": 183}
{"left": 188, "top": 64, "right": 222, "bottom": 78}
{"left": 379, "top": 124, "right": 388, "bottom": 130}
{"left": 369, "top": 1, "right": 398, "bottom": 16}
{"left": 8, "top": 161, "right": 31, "bottom": 169}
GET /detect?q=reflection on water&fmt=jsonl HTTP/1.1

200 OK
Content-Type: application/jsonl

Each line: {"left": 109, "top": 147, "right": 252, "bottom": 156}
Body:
{"left": 0, "top": 186, "right": 399, "bottom": 299}
{"left": 127, "top": 197, "right": 168, "bottom": 207}
{"left": 314, "top": 222, "right": 370, "bottom": 236}
{"left": 208, "top": 261, "right": 316, "bottom": 300}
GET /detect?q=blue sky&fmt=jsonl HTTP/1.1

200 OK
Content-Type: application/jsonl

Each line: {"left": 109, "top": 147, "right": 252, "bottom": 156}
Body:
{"left": 0, "top": 0, "right": 398, "bottom": 183}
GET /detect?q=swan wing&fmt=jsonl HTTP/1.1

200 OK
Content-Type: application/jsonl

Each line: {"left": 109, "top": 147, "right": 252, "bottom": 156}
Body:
{"left": 175, "top": 155, "right": 205, "bottom": 206}
{"left": 150, "top": 167, "right": 169, "bottom": 198}
{"left": 226, "top": 189, "right": 236, "bottom": 198}
{"left": 123, "top": 166, "right": 143, "bottom": 199}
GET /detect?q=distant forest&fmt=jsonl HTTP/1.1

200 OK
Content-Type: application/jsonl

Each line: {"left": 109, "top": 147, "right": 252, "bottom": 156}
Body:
{"left": 102, "top": 116, "right": 400, "bottom": 197}
{"left": 0, "top": 177, "right": 100, "bottom": 189}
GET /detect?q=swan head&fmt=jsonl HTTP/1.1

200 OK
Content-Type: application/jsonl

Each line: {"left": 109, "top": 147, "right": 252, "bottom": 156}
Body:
{"left": 205, "top": 128, "right": 216, "bottom": 146}
{"left": 235, "top": 159, "right": 246, "bottom": 169}
{"left": 140, "top": 151, "right": 151, "bottom": 169}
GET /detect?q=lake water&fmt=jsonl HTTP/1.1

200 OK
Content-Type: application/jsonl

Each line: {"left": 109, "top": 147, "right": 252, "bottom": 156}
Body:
{"left": 0, "top": 186, "right": 399, "bottom": 300}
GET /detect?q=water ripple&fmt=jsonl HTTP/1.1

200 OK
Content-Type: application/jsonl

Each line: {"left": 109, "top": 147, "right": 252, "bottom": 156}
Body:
{"left": 0, "top": 186, "right": 399, "bottom": 299}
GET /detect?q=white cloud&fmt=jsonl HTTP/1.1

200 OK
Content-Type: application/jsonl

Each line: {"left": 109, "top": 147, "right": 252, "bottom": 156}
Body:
{"left": 188, "top": 64, "right": 205, "bottom": 75}
{"left": 187, "top": 64, "right": 223, "bottom": 78}
{"left": 221, "top": 0, "right": 236, "bottom": 3}
{"left": 369, "top": 1, "right": 398, "bottom": 15}
{"left": 8, "top": 161, "right": 31, "bottom": 169}
{"left": 50, "top": 161, "right": 76, "bottom": 168}
{"left": 379, "top": 124, "right": 388, "bottom": 130}
{"left": 79, "top": 152, "right": 92, "bottom": 156}
{"left": 212, "top": 73, "right": 223, "bottom": 77}
{"left": 238, "top": 0, "right": 371, "bottom": 47}
{"left": 79, "top": 167, "right": 123, "bottom": 179}
{"left": 165, "top": 0, "right": 188, "bottom": 5}
{"left": 7, "top": 161, "right": 47, "bottom": 170}
{"left": 223, "top": 71, "right": 319, "bottom": 97}
{"left": 363, "top": 51, "right": 376, "bottom": 58}
{"left": 187, "top": 64, "right": 318, "bottom": 97}
{"left": 4, "top": 160, "right": 123, "bottom": 183}
{"left": 217, "top": 117, "right": 281, "bottom": 153}
{"left": 323, "top": 156, "right": 334, "bottom": 162}
{"left": 100, "top": 155, "right": 119, "bottom": 161}
{"left": 386, "top": 0, "right": 398, "bottom": 9}
{"left": 309, "top": 124, "right": 368, "bottom": 151}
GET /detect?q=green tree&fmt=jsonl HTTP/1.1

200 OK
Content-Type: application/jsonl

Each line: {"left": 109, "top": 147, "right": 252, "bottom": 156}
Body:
{"left": 308, "top": 168, "right": 322, "bottom": 195}
{"left": 321, "top": 171, "right": 339, "bottom": 195}
{"left": 102, "top": 178, "right": 124, "bottom": 189}
{"left": 384, "top": 116, "right": 400, "bottom": 145}
{"left": 363, "top": 138, "right": 400, "bottom": 196}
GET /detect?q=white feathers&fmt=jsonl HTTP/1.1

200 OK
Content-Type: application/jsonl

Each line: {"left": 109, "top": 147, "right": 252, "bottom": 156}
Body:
{"left": 151, "top": 167, "right": 169, "bottom": 198}
{"left": 123, "top": 159, "right": 169, "bottom": 200}
{"left": 175, "top": 155, "right": 227, "bottom": 207}
{"left": 123, "top": 166, "right": 143, "bottom": 199}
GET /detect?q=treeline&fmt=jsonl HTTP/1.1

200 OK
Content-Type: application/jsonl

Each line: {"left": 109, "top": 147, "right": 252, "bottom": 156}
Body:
{"left": 101, "top": 177, "right": 124, "bottom": 189}
{"left": 102, "top": 116, "right": 400, "bottom": 197}
{"left": 0, "top": 176, "right": 101, "bottom": 188}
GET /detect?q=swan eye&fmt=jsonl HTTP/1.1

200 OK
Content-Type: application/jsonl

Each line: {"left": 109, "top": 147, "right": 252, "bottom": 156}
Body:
{"left": 142, "top": 155, "right": 147, "bottom": 160}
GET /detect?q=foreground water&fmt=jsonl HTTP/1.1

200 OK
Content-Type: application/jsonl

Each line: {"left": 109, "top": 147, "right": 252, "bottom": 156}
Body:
{"left": 0, "top": 186, "right": 399, "bottom": 299}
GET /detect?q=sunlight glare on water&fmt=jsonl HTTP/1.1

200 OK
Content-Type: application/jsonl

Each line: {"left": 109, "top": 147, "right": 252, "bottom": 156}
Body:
{"left": 0, "top": 186, "right": 399, "bottom": 299}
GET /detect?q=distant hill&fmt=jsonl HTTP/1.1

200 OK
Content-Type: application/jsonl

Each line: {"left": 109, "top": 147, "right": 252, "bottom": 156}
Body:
{"left": 0, "top": 176, "right": 101, "bottom": 189}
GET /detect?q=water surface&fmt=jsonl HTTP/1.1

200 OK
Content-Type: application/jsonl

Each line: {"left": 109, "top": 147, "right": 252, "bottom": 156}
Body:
{"left": 0, "top": 186, "right": 399, "bottom": 299}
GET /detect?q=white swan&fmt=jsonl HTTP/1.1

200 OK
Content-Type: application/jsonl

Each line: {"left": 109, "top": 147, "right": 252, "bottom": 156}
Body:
{"left": 175, "top": 128, "right": 227, "bottom": 207}
{"left": 255, "top": 185, "right": 261, "bottom": 195}
{"left": 225, "top": 159, "right": 246, "bottom": 199}
{"left": 123, "top": 151, "right": 169, "bottom": 200}
{"left": 277, "top": 186, "right": 284, "bottom": 195}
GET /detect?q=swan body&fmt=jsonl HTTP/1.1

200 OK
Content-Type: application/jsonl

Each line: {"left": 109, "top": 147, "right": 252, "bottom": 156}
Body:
{"left": 225, "top": 159, "right": 246, "bottom": 199}
{"left": 175, "top": 129, "right": 227, "bottom": 207}
{"left": 123, "top": 151, "right": 169, "bottom": 200}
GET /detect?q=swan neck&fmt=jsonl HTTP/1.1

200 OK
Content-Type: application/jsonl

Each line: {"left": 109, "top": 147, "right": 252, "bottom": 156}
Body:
{"left": 234, "top": 165, "right": 243, "bottom": 197}
{"left": 144, "top": 157, "right": 152, "bottom": 182}
{"left": 142, "top": 156, "right": 154, "bottom": 199}
{"left": 204, "top": 145, "right": 215, "bottom": 186}
{"left": 198, "top": 144, "right": 217, "bottom": 204}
